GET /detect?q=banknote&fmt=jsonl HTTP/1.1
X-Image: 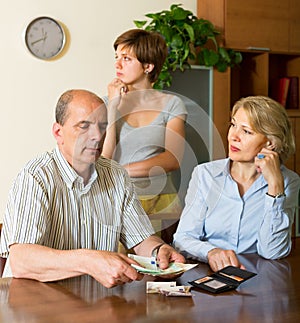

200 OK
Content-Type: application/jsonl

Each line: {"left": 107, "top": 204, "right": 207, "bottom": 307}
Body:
{"left": 146, "top": 281, "right": 176, "bottom": 293}
{"left": 146, "top": 281, "right": 192, "bottom": 296}
{"left": 128, "top": 254, "right": 197, "bottom": 276}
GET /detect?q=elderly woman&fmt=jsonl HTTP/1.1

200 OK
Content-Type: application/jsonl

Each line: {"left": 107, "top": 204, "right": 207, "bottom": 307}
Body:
{"left": 174, "top": 96, "right": 300, "bottom": 272}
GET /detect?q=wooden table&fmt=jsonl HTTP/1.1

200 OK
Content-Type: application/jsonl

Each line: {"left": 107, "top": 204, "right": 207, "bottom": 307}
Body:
{"left": 1, "top": 246, "right": 300, "bottom": 323}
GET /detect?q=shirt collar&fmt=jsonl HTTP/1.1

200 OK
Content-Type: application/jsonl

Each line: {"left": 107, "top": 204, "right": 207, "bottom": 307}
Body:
{"left": 213, "top": 157, "right": 268, "bottom": 194}
{"left": 53, "top": 147, "right": 97, "bottom": 190}
{"left": 209, "top": 158, "right": 231, "bottom": 177}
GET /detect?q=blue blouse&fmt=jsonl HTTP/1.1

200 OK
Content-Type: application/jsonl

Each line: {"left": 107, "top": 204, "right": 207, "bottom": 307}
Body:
{"left": 174, "top": 158, "right": 300, "bottom": 262}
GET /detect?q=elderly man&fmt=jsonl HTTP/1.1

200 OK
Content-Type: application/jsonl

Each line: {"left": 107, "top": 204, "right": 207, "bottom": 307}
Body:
{"left": 0, "top": 89, "right": 184, "bottom": 287}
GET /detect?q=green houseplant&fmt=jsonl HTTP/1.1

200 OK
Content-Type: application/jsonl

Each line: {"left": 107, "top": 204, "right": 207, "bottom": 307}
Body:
{"left": 134, "top": 4, "right": 242, "bottom": 89}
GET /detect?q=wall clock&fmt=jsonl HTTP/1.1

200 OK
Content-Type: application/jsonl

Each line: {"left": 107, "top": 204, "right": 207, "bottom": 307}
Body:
{"left": 24, "top": 16, "right": 66, "bottom": 60}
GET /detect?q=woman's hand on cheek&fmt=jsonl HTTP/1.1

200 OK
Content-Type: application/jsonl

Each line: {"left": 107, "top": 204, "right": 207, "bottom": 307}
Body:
{"left": 108, "top": 78, "right": 128, "bottom": 100}
{"left": 254, "top": 148, "right": 284, "bottom": 188}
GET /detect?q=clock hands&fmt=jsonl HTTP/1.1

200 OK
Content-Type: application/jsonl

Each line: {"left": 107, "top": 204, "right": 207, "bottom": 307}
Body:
{"left": 31, "top": 30, "right": 48, "bottom": 46}
{"left": 25, "top": 17, "right": 65, "bottom": 59}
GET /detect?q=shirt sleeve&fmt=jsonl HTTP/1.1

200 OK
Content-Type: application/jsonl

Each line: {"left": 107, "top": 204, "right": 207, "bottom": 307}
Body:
{"left": 0, "top": 170, "right": 49, "bottom": 257}
{"left": 174, "top": 164, "right": 300, "bottom": 262}
{"left": 173, "top": 166, "right": 217, "bottom": 262}
{"left": 165, "top": 95, "right": 187, "bottom": 122}
{"left": 257, "top": 169, "right": 300, "bottom": 259}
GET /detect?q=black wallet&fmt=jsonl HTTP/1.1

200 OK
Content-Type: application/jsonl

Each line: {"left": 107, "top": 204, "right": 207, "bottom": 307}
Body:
{"left": 189, "top": 265, "right": 257, "bottom": 294}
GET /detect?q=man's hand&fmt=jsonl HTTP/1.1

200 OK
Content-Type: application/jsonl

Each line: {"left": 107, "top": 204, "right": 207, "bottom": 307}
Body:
{"left": 9, "top": 244, "right": 142, "bottom": 287}
{"left": 87, "top": 251, "right": 144, "bottom": 288}
{"left": 207, "top": 248, "right": 245, "bottom": 272}
{"left": 156, "top": 244, "right": 185, "bottom": 270}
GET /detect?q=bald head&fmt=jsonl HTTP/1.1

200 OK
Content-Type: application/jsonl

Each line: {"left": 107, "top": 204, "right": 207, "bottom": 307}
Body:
{"left": 52, "top": 89, "right": 107, "bottom": 178}
{"left": 55, "top": 89, "right": 104, "bottom": 125}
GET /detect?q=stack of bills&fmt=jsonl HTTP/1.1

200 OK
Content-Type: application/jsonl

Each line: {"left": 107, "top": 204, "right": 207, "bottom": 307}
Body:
{"left": 128, "top": 254, "right": 197, "bottom": 276}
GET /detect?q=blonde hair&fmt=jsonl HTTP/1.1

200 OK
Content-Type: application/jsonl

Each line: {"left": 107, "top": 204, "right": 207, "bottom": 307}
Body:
{"left": 231, "top": 96, "right": 295, "bottom": 163}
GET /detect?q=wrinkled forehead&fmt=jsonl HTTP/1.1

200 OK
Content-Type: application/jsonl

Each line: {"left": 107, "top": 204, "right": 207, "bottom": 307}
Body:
{"left": 68, "top": 98, "right": 107, "bottom": 123}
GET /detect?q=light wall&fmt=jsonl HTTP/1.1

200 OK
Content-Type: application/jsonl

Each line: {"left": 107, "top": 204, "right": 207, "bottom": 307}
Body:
{"left": 0, "top": 1, "right": 196, "bottom": 222}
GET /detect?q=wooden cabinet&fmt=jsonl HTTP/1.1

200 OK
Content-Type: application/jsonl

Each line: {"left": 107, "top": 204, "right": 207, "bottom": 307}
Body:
{"left": 230, "top": 52, "right": 300, "bottom": 112}
{"left": 198, "top": 0, "right": 298, "bottom": 53}
{"left": 285, "top": 118, "right": 300, "bottom": 174}
{"left": 198, "top": 0, "right": 300, "bottom": 238}
{"left": 290, "top": 0, "right": 300, "bottom": 52}
{"left": 198, "top": 0, "right": 300, "bottom": 175}
{"left": 211, "top": 68, "right": 231, "bottom": 158}
{"left": 289, "top": 117, "right": 300, "bottom": 174}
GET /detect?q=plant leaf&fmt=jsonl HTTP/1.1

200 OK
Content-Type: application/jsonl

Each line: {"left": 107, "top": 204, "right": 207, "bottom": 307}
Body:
{"left": 170, "top": 34, "right": 183, "bottom": 49}
{"left": 159, "top": 25, "right": 173, "bottom": 43}
{"left": 182, "top": 43, "right": 191, "bottom": 62}
{"left": 133, "top": 20, "right": 147, "bottom": 28}
{"left": 172, "top": 7, "right": 191, "bottom": 20}
{"left": 231, "top": 51, "right": 243, "bottom": 65}
{"left": 216, "top": 61, "right": 228, "bottom": 72}
{"left": 133, "top": 3, "right": 242, "bottom": 88}
{"left": 183, "top": 23, "right": 195, "bottom": 42}
{"left": 145, "top": 13, "right": 160, "bottom": 20}
{"left": 202, "top": 49, "right": 219, "bottom": 66}
{"left": 219, "top": 47, "right": 230, "bottom": 63}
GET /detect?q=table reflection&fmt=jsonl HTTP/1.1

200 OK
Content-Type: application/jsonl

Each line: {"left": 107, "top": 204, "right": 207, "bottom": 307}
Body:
{"left": 0, "top": 253, "right": 297, "bottom": 323}
{"left": 177, "top": 254, "right": 293, "bottom": 322}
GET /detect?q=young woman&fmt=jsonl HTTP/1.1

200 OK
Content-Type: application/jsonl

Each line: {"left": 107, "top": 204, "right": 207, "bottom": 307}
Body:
{"left": 102, "top": 29, "right": 187, "bottom": 220}
{"left": 174, "top": 96, "right": 300, "bottom": 272}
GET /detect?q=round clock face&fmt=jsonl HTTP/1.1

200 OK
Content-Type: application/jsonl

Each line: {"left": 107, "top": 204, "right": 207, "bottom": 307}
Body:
{"left": 25, "top": 16, "right": 66, "bottom": 60}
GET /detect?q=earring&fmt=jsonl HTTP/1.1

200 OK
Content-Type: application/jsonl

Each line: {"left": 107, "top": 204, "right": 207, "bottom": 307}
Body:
{"left": 145, "top": 70, "right": 149, "bottom": 74}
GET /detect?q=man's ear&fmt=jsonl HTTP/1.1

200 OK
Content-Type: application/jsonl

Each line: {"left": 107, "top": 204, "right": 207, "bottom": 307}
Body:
{"left": 52, "top": 123, "right": 63, "bottom": 144}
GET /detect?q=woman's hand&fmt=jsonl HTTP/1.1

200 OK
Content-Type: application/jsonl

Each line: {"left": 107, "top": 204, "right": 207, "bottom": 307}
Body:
{"left": 254, "top": 148, "right": 284, "bottom": 195}
{"left": 207, "top": 248, "right": 245, "bottom": 272}
{"left": 107, "top": 78, "right": 128, "bottom": 101}
{"left": 102, "top": 78, "right": 128, "bottom": 159}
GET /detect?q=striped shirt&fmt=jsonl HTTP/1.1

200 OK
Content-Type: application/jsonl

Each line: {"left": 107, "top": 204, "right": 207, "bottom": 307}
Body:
{"left": 0, "top": 147, "right": 154, "bottom": 258}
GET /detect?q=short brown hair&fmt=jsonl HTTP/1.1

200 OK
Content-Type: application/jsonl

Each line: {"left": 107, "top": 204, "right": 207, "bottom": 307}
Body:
{"left": 232, "top": 96, "right": 295, "bottom": 163}
{"left": 114, "top": 29, "right": 168, "bottom": 83}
